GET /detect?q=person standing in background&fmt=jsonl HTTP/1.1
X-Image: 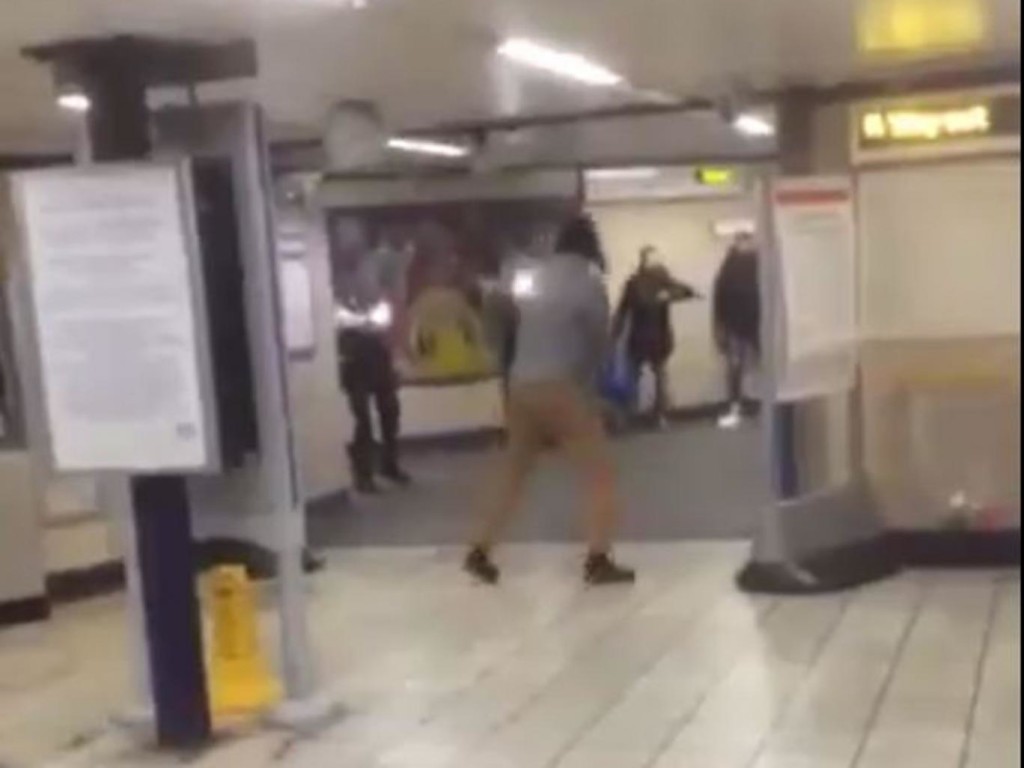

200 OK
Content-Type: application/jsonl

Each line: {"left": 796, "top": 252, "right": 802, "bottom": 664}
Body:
{"left": 613, "top": 246, "right": 700, "bottom": 426}
{"left": 465, "top": 215, "right": 635, "bottom": 586}
{"left": 336, "top": 293, "right": 411, "bottom": 493}
{"left": 712, "top": 232, "right": 761, "bottom": 429}
{"left": 333, "top": 222, "right": 412, "bottom": 493}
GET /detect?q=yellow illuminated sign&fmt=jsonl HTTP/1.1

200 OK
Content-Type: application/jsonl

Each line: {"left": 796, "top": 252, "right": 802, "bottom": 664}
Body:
{"left": 858, "top": 0, "right": 986, "bottom": 54}
{"left": 860, "top": 105, "right": 992, "bottom": 142}
{"left": 695, "top": 167, "right": 736, "bottom": 186}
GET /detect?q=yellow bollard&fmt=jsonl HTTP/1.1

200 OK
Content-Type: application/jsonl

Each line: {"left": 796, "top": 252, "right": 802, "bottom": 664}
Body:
{"left": 203, "top": 565, "right": 281, "bottom": 725}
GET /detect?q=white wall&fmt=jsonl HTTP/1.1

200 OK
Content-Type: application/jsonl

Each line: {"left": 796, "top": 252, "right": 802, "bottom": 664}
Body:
{"left": 590, "top": 196, "right": 756, "bottom": 408}
{"left": 859, "top": 157, "right": 1022, "bottom": 340}
{"left": 0, "top": 451, "right": 46, "bottom": 604}
{"left": 41, "top": 475, "right": 118, "bottom": 573}
{"left": 400, "top": 381, "right": 504, "bottom": 437}
{"left": 856, "top": 154, "right": 1021, "bottom": 527}
{"left": 1, "top": 180, "right": 62, "bottom": 593}
{"left": 282, "top": 206, "right": 352, "bottom": 499}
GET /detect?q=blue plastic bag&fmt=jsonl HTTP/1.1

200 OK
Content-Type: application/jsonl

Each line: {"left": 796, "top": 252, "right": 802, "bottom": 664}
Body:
{"left": 598, "top": 345, "right": 637, "bottom": 409}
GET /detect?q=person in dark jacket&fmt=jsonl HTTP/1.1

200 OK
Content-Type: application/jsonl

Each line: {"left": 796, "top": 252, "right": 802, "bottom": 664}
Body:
{"left": 712, "top": 233, "right": 761, "bottom": 429}
{"left": 336, "top": 292, "right": 410, "bottom": 493}
{"left": 613, "top": 246, "right": 699, "bottom": 424}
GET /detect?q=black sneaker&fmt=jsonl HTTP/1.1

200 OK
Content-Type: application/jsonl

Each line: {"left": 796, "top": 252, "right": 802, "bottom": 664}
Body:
{"left": 584, "top": 553, "right": 636, "bottom": 586}
{"left": 303, "top": 549, "right": 326, "bottom": 574}
{"left": 349, "top": 444, "right": 380, "bottom": 494}
{"left": 464, "top": 547, "right": 500, "bottom": 585}
{"left": 354, "top": 474, "right": 380, "bottom": 494}
{"left": 380, "top": 463, "right": 412, "bottom": 486}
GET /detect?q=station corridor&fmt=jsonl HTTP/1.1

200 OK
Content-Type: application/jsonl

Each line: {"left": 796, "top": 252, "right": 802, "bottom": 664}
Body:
{"left": 2, "top": 543, "right": 1018, "bottom": 768}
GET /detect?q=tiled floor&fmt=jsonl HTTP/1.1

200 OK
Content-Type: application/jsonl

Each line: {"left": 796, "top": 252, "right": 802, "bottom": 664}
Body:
{"left": 1, "top": 544, "right": 1019, "bottom": 768}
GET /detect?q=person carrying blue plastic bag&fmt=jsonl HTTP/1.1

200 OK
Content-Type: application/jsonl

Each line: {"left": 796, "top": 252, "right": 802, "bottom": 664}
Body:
{"left": 612, "top": 246, "right": 701, "bottom": 425}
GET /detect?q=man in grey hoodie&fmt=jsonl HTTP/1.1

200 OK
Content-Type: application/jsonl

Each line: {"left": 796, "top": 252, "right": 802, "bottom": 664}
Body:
{"left": 466, "top": 215, "right": 635, "bottom": 586}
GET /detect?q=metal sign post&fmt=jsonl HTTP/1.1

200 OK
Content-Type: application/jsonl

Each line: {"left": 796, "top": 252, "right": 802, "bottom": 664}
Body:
{"left": 153, "top": 103, "right": 333, "bottom": 729}
{"left": 12, "top": 162, "right": 216, "bottom": 748}
{"left": 739, "top": 171, "right": 900, "bottom": 594}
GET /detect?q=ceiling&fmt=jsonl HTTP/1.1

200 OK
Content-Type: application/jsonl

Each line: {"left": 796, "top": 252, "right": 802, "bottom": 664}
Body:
{"left": 1, "top": 0, "right": 1020, "bottom": 154}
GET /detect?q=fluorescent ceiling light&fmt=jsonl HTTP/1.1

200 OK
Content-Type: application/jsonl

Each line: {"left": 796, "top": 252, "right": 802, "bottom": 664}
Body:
{"left": 386, "top": 137, "right": 470, "bottom": 158}
{"left": 733, "top": 113, "right": 775, "bottom": 138}
{"left": 587, "top": 167, "right": 661, "bottom": 181}
{"left": 497, "top": 38, "right": 625, "bottom": 87}
{"left": 57, "top": 92, "right": 91, "bottom": 112}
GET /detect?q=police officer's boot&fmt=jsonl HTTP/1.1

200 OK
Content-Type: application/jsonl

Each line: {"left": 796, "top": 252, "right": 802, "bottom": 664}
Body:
{"left": 379, "top": 443, "right": 411, "bottom": 486}
{"left": 348, "top": 442, "right": 379, "bottom": 494}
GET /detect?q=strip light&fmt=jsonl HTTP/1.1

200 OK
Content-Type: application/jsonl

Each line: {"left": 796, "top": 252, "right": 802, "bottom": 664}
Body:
{"left": 57, "top": 92, "right": 91, "bottom": 112}
{"left": 587, "top": 167, "right": 661, "bottom": 181}
{"left": 497, "top": 38, "right": 625, "bottom": 88}
{"left": 386, "top": 137, "right": 471, "bottom": 158}
{"left": 733, "top": 113, "right": 775, "bottom": 138}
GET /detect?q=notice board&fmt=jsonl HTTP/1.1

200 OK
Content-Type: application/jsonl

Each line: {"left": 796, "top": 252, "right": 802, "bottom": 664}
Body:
{"left": 13, "top": 163, "right": 218, "bottom": 473}
{"left": 772, "top": 176, "right": 859, "bottom": 399}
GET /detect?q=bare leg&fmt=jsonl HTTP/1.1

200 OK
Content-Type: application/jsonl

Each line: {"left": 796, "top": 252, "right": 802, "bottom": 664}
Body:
{"left": 471, "top": 390, "right": 538, "bottom": 551}
{"left": 559, "top": 388, "right": 621, "bottom": 554}
{"left": 472, "top": 442, "right": 535, "bottom": 550}
{"left": 581, "top": 447, "right": 619, "bottom": 554}
{"left": 560, "top": 395, "right": 634, "bottom": 584}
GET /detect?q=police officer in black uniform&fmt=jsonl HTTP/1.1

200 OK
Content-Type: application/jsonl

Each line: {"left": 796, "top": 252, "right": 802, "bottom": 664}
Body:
{"left": 336, "top": 286, "right": 411, "bottom": 493}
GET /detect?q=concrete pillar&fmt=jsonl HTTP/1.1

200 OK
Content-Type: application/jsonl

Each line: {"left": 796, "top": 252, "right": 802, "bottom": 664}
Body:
{"left": 0, "top": 452, "right": 47, "bottom": 627}
{"left": 0, "top": 179, "right": 48, "bottom": 629}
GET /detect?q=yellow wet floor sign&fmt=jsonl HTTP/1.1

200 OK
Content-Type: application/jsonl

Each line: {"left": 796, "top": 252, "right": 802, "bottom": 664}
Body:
{"left": 204, "top": 565, "right": 281, "bottom": 724}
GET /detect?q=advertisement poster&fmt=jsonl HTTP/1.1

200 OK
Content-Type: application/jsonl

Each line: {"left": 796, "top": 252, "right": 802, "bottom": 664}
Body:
{"left": 327, "top": 198, "right": 572, "bottom": 384}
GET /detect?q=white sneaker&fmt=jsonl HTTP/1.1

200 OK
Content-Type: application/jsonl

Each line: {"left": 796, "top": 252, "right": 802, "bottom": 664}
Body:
{"left": 718, "top": 406, "right": 743, "bottom": 430}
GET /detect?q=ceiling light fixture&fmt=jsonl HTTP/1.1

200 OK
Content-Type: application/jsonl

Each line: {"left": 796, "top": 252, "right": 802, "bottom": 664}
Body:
{"left": 587, "top": 167, "right": 661, "bottom": 181}
{"left": 386, "top": 137, "right": 471, "bottom": 158}
{"left": 57, "top": 91, "right": 91, "bottom": 113}
{"left": 497, "top": 38, "right": 625, "bottom": 88}
{"left": 733, "top": 112, "right": 775, "bottom": 138}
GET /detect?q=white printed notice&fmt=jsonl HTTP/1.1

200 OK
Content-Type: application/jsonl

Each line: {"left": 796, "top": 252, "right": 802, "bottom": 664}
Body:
{"left": 15, "top": 165, "right": 212, "bottom": 472}
{"left": 772, "top": 177, "right": 858, "bottom": 399}
{"left": 279, "top": 259, "right": 316, "bottom": 358}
